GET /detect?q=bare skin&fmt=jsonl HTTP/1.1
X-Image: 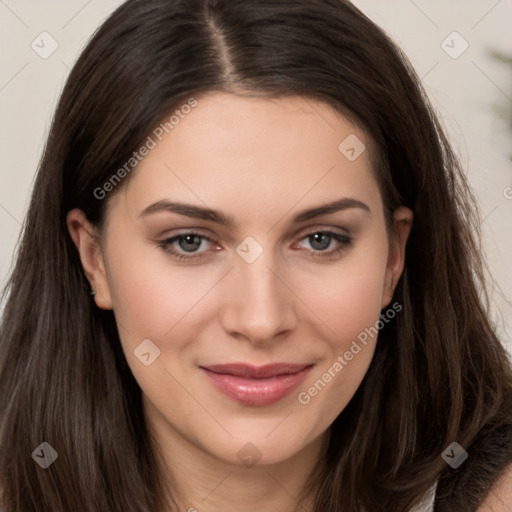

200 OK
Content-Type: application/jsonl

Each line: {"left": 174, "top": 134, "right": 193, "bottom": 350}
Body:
{"left": 68, "top": 92, "right": 413, "bottom": 511}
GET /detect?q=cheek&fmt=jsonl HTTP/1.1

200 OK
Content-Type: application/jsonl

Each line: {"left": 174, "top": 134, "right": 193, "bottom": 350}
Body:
{"left": 293, "top": 239, "right": 389, "bottom": 412}
{"left": 294, "top": 237, "right": 389, "bottom": 344}
{"left": 104, "top": 238, "right": 217, "bottom": 346}
{"left": 308, "top": 268, "right": 384, "bottom": 336}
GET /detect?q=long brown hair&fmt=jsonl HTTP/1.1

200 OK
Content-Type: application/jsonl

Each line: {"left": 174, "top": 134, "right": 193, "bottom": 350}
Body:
{"left": 1, "top": 1, "right": 512, "bottom": 510}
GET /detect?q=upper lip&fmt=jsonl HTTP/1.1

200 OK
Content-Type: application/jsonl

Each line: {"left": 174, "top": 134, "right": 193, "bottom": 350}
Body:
{"left": 201, "top": 363, "right": 312, "bottom": 379}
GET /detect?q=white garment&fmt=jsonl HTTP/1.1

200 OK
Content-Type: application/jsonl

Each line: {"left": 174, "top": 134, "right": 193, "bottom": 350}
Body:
{"left": 409, "top": 482, "right": 437, "bottom": 511}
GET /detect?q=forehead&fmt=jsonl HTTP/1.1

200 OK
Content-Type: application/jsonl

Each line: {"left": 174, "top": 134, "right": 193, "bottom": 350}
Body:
{"left": 108, "top": 92, "right": 382, "bottom": 225}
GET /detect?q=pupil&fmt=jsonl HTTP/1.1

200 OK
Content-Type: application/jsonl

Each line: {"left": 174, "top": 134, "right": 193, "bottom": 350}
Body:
{"left": 310, "top": 233, "right": 331, "bottom": 251}
{"left": 179, "top": 235, "right": 202, "bottom": 252}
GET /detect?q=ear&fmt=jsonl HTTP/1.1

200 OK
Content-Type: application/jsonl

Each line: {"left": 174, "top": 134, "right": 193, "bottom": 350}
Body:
{"left": 66, "top": 208, "right": 113, "bottom": 310}
{"left": 381, "top": 206, "right": 413, "bottom": 309}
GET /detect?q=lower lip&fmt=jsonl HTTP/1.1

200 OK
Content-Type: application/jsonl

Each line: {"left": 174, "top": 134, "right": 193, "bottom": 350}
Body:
{"left": 201, "top": 366, "right": 313, "bottom": 406}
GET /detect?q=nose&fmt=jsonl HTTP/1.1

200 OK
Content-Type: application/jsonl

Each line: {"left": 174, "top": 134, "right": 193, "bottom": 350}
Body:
{"left": 219, "top": 252, "right": 298, "bottom": 346}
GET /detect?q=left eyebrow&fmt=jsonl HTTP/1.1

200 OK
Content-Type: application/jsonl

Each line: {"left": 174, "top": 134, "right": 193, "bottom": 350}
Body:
{"left": 291, "top": 198, "right": 371, "bottom": 223}
{"left": 138, "top": 197, "right": 371, "bottom": 227}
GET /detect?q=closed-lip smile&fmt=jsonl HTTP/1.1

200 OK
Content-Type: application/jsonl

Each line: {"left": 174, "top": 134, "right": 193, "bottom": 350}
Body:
{"left": 200, "top": 363, "right": 314, "bottom": 406}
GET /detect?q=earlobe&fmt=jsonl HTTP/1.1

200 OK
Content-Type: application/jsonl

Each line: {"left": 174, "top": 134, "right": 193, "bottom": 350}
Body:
{"left": 381, "top": 207, "right": 413, "bottom": 309}
{"left": 66, "top": 209, "right": 113, "bottom": 310}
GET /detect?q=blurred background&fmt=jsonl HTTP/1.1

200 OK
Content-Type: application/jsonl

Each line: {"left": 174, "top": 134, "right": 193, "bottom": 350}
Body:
{"left": 0, "top": 0, "right": 511, "bottom": 350}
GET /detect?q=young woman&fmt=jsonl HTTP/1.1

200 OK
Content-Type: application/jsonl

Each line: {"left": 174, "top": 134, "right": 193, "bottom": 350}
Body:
{"left": 1, "top": 1, "right": 511, "bottom": 511}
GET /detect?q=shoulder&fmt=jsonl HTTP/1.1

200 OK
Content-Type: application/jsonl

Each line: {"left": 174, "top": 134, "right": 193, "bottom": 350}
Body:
{"left": 477, "top": 462, "right": 512, "bottom": 511}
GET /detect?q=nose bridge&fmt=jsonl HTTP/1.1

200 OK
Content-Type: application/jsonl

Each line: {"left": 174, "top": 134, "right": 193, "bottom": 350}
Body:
{"left": 241, "top": 255, "right": 280, "bottom": 304}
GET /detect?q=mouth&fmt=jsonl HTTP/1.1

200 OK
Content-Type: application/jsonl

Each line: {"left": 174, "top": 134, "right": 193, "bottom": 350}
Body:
{"left": 199, "top": 363, "right": 314, "bottom": 406}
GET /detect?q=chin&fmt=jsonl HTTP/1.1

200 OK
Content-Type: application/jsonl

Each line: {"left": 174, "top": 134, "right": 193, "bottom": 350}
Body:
{"left": 199, "top": 423, "right": 323, "bottom": 468}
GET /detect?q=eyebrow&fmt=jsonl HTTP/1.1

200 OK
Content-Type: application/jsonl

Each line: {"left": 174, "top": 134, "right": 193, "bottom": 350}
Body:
{"left": 139, "top": 198, "right": 371, "bottom": 227}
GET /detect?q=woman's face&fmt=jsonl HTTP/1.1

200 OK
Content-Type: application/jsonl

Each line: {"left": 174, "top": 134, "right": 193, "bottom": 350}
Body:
{"left": 69, "top": 92, "right": 412, "bottom": 468}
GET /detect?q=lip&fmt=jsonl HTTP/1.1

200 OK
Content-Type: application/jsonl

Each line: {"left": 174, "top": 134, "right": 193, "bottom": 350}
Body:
{"left": 200, "top": 363, "right": 313, "bottom": 406}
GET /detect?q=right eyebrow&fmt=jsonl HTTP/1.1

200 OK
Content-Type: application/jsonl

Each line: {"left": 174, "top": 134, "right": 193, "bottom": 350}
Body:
{"left": 139, "top": 200, "right": 236, "bottom": 228}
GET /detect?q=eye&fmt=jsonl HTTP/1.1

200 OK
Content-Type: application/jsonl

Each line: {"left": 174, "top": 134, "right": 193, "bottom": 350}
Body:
{"left": 295, "top": 230, "right": 352, "bottom": 260}
{"left": 158, "top": 232, "right": 215, "bottom": 260}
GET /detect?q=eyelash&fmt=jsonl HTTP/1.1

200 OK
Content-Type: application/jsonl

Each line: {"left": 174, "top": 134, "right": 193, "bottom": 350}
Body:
{"left": 157, "top": 230, "right": 352, "bottom": 262}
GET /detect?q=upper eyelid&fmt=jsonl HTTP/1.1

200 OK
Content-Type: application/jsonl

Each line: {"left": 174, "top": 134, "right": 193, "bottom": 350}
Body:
{"left": 161, "top": 224, "right": 350, "bottom": 239}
